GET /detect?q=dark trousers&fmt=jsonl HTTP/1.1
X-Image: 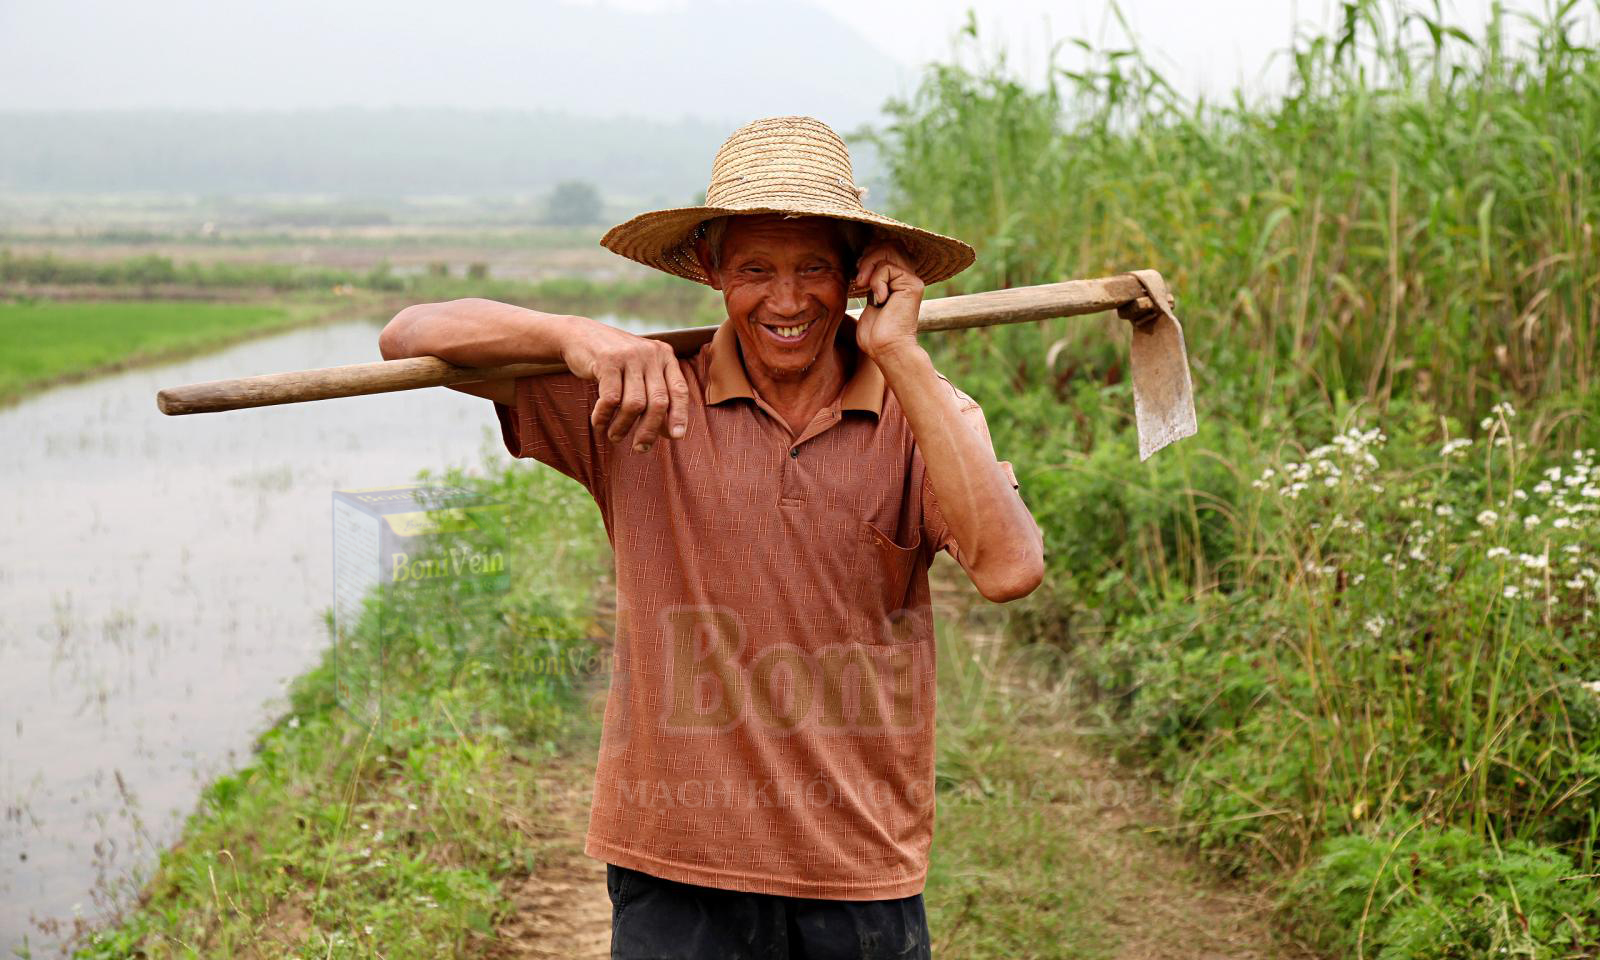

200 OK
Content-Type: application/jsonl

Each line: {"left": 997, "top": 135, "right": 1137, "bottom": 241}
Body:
{"left": 607, "top": 864, "right": 932, "bottom": 960}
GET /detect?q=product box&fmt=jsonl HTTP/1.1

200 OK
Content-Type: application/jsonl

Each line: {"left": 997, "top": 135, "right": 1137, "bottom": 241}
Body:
{"left": 331, "top": 484, "right": 509, "bottom": 728}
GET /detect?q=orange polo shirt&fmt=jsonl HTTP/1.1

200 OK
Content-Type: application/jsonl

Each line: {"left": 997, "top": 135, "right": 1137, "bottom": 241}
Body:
{"left": 496, "top": 317, "right": 1019, "bottom": 900}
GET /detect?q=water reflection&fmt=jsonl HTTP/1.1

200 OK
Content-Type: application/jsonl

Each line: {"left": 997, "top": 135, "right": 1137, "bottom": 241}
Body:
{"left": 0, "top": 315, "right": 653, "bottom": 952}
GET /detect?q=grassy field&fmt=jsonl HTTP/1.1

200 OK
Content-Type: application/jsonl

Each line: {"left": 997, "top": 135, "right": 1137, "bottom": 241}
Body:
{"left": 0, "top": 299, "right": 330, "bottom": 402}
{"left": 875, "top": 0, "right": 1600, "bottom": 955}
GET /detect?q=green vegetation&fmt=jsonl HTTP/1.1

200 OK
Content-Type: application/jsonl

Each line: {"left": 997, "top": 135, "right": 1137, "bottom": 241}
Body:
{"left": 0, "top": 299, "right": 325, "bottom": 402}
{"left": 876, "top": 1, "right": 1600, "bottom": 955}
{"left": 544, "top": 180, "right": 604, "bottom": 227}
{"left": 1, "top": 249, "right": 407, "bottom": 292}
{"left": 73, "top": 464, "right": 610, "bottom": 959}
{"left": 405, "top": 271, "right": 720, "bottom": 323}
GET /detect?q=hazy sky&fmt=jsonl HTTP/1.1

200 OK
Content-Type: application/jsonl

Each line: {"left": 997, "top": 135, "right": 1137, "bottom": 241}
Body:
{"left": 1, "top": 0, "right": 1589, "bottom": 118}
{"left": 803, "top": 0, "right": 1581, "bottom": 100}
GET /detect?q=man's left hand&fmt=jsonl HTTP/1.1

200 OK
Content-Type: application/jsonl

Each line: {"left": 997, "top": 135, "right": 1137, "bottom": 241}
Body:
{"left": 852, "top": 239, "right": 925, "bottom": 361}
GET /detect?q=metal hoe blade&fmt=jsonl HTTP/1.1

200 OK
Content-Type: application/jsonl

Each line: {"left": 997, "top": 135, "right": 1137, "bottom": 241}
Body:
{"left": 1124, "top": 269, "right": 1198, "bottom": 461}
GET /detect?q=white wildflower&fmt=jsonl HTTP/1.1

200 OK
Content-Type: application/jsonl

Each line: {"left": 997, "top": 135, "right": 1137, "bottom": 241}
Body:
{"left": 1435, "top": 505, "right": 1454, "bottom": 517}
{"left": 1503, "top": 585, "right": 1521, "bottom": 599}
{"left": 1513, "top": 489, "right": 1529, "bottom": 501}
{"left": 1441, "top": 438, "right": 1473, "bottom": 458}
{"left": 1476, "top": 510, "right": 1499, "bottom": 527}
{"left": 1534, "top": 481, "right": 1554, "bottom": 495}
{"left": 1544, "top": 467, "right": 1563, "bottom": 482}
{"left": 1519, "top": 553, "right": 1548, "bottom": 570}
{"left": 1554, "top": 517, "right": 1572, "bottom": 529}
{"left": 1524, "top": 514, "right": 1541, "bottom": 529}
{"left": 1486, "top": 547, "right": 1511, "bottom": 559}
{"left": 1363, "top": 615, "right": 1388, "bottom": 638}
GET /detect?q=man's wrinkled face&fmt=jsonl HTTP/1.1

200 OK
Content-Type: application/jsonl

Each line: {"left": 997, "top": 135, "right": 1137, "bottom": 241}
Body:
{"left": 705, "top": 215, "right": 851, "bottom": 384}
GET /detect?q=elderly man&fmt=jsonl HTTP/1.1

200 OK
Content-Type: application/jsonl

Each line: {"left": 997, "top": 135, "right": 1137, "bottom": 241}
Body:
{"left": 380, "top": 116, "right": 1043, "bottom": 959}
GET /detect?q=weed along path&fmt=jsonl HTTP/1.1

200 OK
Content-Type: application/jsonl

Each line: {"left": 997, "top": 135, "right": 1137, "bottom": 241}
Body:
{"left": 489, "top": 560, "right": 1313, "bottom": 960}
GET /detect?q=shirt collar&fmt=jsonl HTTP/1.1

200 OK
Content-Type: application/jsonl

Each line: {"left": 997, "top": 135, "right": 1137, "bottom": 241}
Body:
{"left": 705, "top": 316, "right": 885, "bottom": 416}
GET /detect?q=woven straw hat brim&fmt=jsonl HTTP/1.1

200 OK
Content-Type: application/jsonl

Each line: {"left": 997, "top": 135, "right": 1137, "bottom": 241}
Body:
{"left": 601, "top": 203, "right": 974, "bottom": 293}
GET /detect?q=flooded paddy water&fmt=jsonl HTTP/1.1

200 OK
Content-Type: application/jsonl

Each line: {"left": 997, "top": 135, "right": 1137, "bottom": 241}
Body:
{"left": 0, "top": 315, "right": 651, "bottom": 954}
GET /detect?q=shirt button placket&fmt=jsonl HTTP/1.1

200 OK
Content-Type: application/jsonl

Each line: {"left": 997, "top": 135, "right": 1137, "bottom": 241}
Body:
{"left": 781, "top": 444, "right": 801, "bottom": 503}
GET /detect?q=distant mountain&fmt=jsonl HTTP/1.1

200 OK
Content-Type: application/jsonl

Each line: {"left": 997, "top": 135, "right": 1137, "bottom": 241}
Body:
{"left": 0, "top": 109, "right": 734, "bottom": 200}
{"left": 0, "top": 0, "right": 901, "bottom": 127}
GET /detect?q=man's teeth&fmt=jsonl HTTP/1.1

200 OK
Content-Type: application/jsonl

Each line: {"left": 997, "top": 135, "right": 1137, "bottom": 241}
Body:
{"left": 772, "top": 321, "right": 812, "bottom": 338}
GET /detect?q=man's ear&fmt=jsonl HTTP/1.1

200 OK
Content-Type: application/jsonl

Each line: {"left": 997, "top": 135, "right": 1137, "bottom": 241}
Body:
{"left": 692, "top": 237, "right": 723, "bottom": 291}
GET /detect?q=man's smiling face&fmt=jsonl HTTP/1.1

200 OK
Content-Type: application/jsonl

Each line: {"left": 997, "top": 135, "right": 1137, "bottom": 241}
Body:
{"left": 702, "top": 214, "right": 853, "bottom": 384}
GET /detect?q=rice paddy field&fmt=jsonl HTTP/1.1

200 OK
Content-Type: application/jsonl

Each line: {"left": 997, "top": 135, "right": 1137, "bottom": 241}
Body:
{"left": 0, "top": 300, "right": 323, "bottom": 403}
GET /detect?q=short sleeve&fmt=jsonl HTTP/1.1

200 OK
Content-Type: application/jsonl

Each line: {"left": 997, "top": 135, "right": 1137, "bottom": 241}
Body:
{"left": 919, "top": 374, "right": 1024, "bottom": 564}
{"left": 494, "top": 373, "right": 610, "bottom": 498}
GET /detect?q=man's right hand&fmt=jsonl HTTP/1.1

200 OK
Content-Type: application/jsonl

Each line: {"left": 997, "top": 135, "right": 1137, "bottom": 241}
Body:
{"left": 562, "top": 320, "right": 691, "bottom": 452}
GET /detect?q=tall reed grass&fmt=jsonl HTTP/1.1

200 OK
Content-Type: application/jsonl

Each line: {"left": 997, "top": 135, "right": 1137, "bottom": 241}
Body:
{"left": 874, "top": 0, "right": 1599, "bottom": 428}
{"left": 873, "top": 2, "right": 1600, "bottom": 955}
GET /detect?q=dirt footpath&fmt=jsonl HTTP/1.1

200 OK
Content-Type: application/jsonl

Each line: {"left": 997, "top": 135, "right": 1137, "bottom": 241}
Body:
{"left": 490, "top": 745, "right": 611, "bottom": 960}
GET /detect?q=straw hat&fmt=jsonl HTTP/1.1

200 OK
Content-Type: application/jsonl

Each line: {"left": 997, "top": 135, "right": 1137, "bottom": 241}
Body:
{"left": 600, "top": 116, "right": 975, "bottom": 293}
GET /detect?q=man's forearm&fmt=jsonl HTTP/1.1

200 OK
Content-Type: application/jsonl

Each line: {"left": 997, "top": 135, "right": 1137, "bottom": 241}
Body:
{"left": 378, "top": 298, "right": 591, "bottom": 367}
{"left": 873, "top": 343, "right": 1044, "bottom": 602}
{"left": 378, "top": 297, "right": 693, "bottom": 448}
